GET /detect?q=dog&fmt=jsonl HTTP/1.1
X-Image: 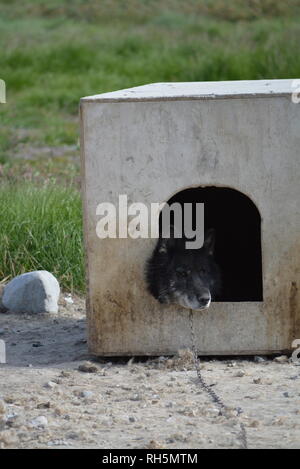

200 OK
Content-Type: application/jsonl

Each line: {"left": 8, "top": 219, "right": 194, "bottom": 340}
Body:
{"left": 146, "top": 227, "right": 222, "bottom": 310}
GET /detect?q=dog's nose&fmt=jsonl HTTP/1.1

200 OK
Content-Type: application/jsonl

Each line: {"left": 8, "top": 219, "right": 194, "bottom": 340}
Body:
{"left": 197, "top": 294, "right": 210, "bottom": 306}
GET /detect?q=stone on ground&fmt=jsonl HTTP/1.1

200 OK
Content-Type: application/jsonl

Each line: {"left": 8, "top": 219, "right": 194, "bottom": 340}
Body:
{"left": 2, "top": 271, "right": 60, "bottom": 314}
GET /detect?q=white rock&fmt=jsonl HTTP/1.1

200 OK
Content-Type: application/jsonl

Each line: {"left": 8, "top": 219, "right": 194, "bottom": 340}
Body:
{"left": 64, "top": 295, "right": 74, "bottom": 304}
{"left": 47, "top": 440, "right": 69, "bottom": 446}
{"left": 30, "top": 416, "right": 48, "bottom": 428}
{"left": 80, "top": 391, "right": 94, "bottom": 399}
{"left": 206, "top": 407, "right": 220, "bottom": 417}
{"left": 234, "top": 370, "right": 245, "bottom": 377}
{"left": 44, "top": 381, "right": 57, "bottom": 389}
{"left": 2, "top": 271, "right": 60, "bottom": 314}
{"left": 274, "top": 355, "right": 289, "bottom": 363}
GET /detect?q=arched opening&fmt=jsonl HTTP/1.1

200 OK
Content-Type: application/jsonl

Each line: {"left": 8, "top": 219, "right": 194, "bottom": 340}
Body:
{"left": 158, "top": 186, "right": 263, "bottom": 302}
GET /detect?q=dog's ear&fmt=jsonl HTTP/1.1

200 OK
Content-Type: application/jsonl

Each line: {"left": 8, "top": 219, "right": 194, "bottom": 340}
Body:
{"left": 203, "top": 228, "right": 216, "bottom": 256}
{"left": 158, "top": 224, "right": 180, "bottom": 254}
{"left": 157, "top": 237, "right": 171, "bottom": 254}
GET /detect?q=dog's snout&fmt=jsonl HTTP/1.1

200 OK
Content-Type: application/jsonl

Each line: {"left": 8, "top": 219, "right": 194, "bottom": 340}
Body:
{"left": 195, "top": 288, "right": 211, "bottom": 309}
{"left": 197, "top": 294, "right": 210, "bottom": 306}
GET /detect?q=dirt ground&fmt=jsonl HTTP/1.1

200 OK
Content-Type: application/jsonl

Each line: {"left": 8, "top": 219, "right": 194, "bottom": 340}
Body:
{"left": 0, "top": 294, "right": 299, "bottom": 450}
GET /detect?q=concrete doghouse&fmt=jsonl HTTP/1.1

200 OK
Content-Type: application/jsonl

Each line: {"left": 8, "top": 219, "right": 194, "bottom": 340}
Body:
{"left": 80, "top": 79, "right": 300, "bottom": 356}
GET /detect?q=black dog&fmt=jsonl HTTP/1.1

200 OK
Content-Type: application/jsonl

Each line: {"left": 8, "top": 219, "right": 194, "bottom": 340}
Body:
{"left": 146, "top": 228, "right": 222, "bottom": 310}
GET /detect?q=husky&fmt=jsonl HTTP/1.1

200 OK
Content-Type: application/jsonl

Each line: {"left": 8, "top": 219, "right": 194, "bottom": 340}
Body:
{"left": 146, "top": 228, "right": 222, "bottom": 310}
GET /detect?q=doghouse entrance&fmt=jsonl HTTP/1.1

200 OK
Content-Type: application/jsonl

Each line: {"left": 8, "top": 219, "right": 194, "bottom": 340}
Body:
{"left": 160, "top": 186, "right": 263, "bottom": 302}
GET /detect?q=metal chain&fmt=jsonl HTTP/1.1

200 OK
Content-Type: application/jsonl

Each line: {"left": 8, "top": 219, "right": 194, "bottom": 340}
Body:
{"left": 189, "top": 308, "right": 248, "bottom": 449}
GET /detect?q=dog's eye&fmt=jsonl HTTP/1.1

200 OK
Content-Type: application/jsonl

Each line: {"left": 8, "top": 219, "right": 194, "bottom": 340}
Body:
{"left": 179, "top": 271, "right": 187, "bottom": 278}
{"left": 176, "top": 268, "right": 189, "bottom": 278}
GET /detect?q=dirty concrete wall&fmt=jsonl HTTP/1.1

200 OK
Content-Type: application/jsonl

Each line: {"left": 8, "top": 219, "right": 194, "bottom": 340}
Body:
{"left": 80, "top": 94, "right": 300, "bottom": 355}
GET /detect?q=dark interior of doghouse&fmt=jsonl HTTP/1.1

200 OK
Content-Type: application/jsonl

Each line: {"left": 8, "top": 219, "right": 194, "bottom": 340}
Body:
{"left": 160, "top": 186, "right": 263, "bottom": 302}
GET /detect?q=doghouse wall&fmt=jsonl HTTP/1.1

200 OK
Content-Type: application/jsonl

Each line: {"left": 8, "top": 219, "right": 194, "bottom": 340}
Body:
{"left": 80, "top": 96, "right": 300, "bottom": 355}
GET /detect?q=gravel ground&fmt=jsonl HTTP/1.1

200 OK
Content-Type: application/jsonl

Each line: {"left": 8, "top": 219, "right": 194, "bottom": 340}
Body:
{"left": 0, "top": 295, "right": 299, "bottom": 449}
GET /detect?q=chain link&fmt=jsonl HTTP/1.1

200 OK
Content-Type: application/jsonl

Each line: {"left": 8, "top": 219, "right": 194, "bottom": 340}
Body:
{"left": 189, "top": 308, "right": 248, "bottom": 449}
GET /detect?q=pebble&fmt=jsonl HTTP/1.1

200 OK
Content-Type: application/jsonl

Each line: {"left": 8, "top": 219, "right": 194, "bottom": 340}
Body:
{"left": 78, "top": 362, "right": 99, "bottom": 373}
{"left": 264, "top": 377, "right": 273, "bottom": 385}
{"left": 0, "top": 429, "right": 17, "bottom": 447}
{"left": 37, "top": 402, "right": 51, "bottom": 409}
{"left": 66, "top": 432, "right": 80, "bottom": 440}
{"left": 3, "top": 397, "right": 14, "bottom": 404}
{"left": 158, "top": 356, "right": 167, "bottom": 362}
{"left": 100, "top": 417, "right": 113, "bottom": 427}
{"left": 254, "top": 356, "right": 265, "bottom": 363}
{"left": 6, "top": 413, "right": 20, "bottom": 428}
{"left": 146, "top": 439, "right": 164, "bottom": 449}
{"left": 271, "top": 416, "right": 287, "bottom": 426}
{"left": 234, "top": 370, "right": 245, "bottom": 377}
{"left": 44, "top": 381, "right": 57, "bottom": 389}
{"left": 223, "top": 407, "right": 239, "bottom": 418}
{"left": 32, "top": 341, "right": 43, "bottom": 347}
{"left": 170, "top": 432, "right": 188, "bottom": 443}
{"left": 0, "top": 400, "right": 6, "bottom": 414}
{"left": 0, "top": 406, "right": 6, "bottom": 429}
{"left": 180, "top": 407, "right": 197, "bottom": 417}
{"left": 47, "top": 440, "right": 70, "bottom": 447}
{"left": 80, "top": 391, "right": 94, "bottom": 399}
{"left": 206, "top": 407, "right": 220, "bottom": 417}
{"left": 274, "top": 355, "right": 289, "bottom": 363}
{"left": 59, "top": 371, "right": 71, "bottom": 378}
{"left": 64, "top": 295, "right": 74, "bottom": 305}
{"left": 104, "top": 362, "right": 113, "bottom": 369}
{"left": 253, "top": 377, "right": 261, "bottom": 384}
{"left": 130, "top": 394, "right": 142, "bottom": 401}
{"left": 30, "top": 416, "right": 48, "bottom": 428}
{"left": 246, "top": 419, "right": 260, "bottom": 428}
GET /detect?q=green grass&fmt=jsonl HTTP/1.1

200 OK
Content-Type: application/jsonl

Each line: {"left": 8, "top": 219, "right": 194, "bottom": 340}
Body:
{"left": 0, "top": 182, "right": 84, "bottom": 292}
{"left": 0, "top": 0, "right": 299, "bottom": 292}
{"left": 0, "top": 0, "right": 300, "bottom": 155}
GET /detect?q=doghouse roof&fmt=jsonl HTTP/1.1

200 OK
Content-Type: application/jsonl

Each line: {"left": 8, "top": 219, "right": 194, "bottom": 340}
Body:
{"left": 81, "top": 79, "right": 297, "bottom": 103}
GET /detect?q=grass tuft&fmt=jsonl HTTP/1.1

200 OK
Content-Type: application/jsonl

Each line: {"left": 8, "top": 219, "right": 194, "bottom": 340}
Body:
{"left": 0, "top": 182, "right": 84, "bottom": 292}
